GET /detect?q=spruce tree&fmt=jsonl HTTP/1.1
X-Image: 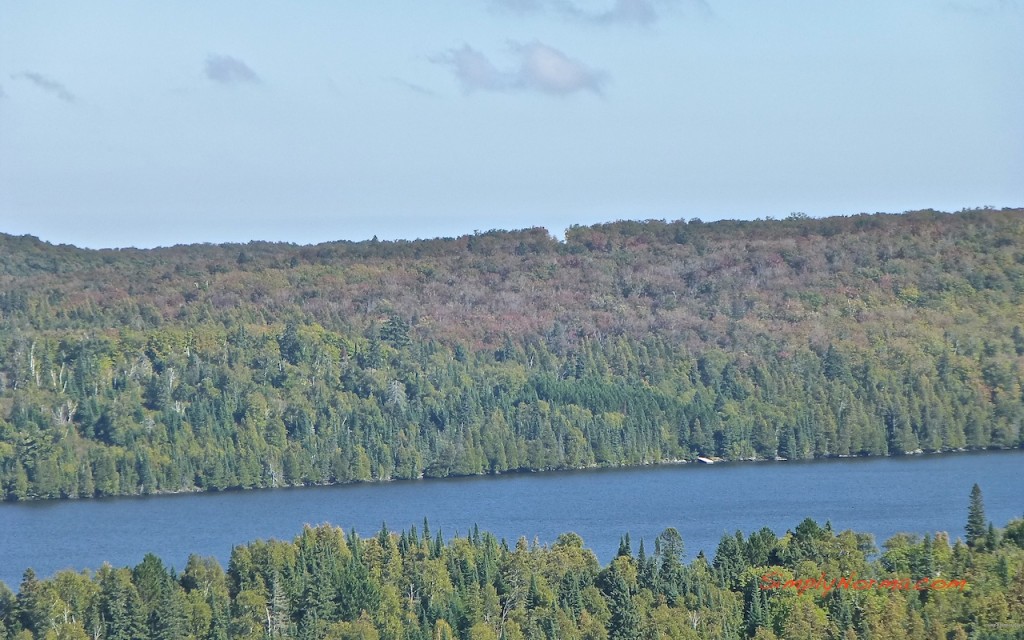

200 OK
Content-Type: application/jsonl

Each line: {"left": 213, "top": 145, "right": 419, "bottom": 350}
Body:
{"left": 617, "top": 533, "right": 632, "bottom": 558}
{"left": 606, "top": 563, "right": 640, "bottom": 640}
{"left": 965, "top": 483, "right": 986, "bottom": 548}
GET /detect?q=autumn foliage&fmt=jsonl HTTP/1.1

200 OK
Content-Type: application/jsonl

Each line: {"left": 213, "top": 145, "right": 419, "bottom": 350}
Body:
{"left": 0, "top": 208, "right": 1022, "bottom": 499}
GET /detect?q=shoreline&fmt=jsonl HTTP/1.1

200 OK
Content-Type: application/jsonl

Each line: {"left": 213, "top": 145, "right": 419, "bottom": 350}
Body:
{"left": 4, "top": 444, "right": 1020, "bottom": 505}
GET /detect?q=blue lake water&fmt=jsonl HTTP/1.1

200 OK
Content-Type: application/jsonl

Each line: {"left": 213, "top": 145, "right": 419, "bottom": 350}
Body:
{"left": 1, "top": 449, "right": 1021, "bottom": 588}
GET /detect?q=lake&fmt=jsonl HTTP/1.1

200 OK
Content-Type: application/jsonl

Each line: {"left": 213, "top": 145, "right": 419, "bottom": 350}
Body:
{"left": 1, "top": 449, "right": 1022, "bottom": 588}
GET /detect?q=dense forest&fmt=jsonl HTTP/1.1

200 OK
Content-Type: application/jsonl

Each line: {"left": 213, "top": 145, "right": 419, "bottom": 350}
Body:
{"left": 1, "top": 208, "right": 1022, "bottom": 499}
{"left": 2, "top": 489, "right": 1023, "bottom": 639}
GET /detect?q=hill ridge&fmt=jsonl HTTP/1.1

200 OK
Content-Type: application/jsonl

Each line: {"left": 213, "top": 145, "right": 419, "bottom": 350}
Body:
{"left": 0, "top": 208, "right": 1021, "bottom": 499}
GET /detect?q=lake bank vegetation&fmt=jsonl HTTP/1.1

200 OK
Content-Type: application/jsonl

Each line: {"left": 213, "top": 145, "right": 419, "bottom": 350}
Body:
{"left": 2, "top": 505, "right": 1023, "bottom": 639}
{"left": 1, "top": 208, "right": 1022, "bottom": 500}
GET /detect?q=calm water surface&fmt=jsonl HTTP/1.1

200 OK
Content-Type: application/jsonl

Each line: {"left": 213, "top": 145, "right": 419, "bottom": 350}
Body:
{"left": 1, "top": 449, "right": 1022, "bottom": 587}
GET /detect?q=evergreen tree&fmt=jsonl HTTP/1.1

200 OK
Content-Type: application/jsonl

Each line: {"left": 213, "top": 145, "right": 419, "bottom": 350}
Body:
{"left": 97, "top": 565, "right": 146, "bottom": 640}
{"left": 617, "top": 533, "right": 632, "bottom": 558}
{"left": 713, "top": 532, "right": 747, "bottom": 590}
{"left": 966, "top": 483, "right": 986, "bottom": 548}
{"left": 605, "top": 561, "right": 640, "bottom": 640}
{"left": 15, "top": 568, "right": 46, "bottom": 635}
{"left": 655, "top": 528, "right": 685, "bottom": 602}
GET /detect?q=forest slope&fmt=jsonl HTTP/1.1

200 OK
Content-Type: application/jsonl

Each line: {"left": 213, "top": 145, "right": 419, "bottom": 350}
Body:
{"left": 0, "top": 209, "right": 1022, "bottom": 499}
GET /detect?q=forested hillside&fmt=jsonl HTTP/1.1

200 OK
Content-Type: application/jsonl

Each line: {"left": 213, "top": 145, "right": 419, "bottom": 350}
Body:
{"left": 1, "top": 208, "right": 1022, "bottom": 500}
{"left": 3, "top": 513, "right": 1024, "bottom": 639}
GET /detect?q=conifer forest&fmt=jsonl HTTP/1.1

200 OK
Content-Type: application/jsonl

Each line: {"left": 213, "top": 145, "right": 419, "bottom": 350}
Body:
{"left": 2, "top": 510, "right": 1024, "bottom": 639}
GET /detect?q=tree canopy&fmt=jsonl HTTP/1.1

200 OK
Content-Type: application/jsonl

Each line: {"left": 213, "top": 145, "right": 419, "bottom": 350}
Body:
{"left": 1, "top": 208, "right": 1022, "bottom": 500}
{"left": 2, "top": 512, "right": 1023, "bottom": 640}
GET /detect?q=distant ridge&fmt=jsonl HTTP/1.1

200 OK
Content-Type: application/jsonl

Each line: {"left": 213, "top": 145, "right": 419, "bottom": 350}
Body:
{"left": 0, "top": 208, "right": 1021, "bottom": 499}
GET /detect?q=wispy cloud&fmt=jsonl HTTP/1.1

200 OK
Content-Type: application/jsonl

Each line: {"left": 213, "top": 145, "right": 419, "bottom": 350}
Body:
{"left": 389, "top": 77, "right": 438, "bottom": 97}
{"left": 12, "top": 72, "right": 76, "bottom": 102}
{"left": 204, "top": 54, "right": 261, "bottom": 85}
{"left": 488, "top": 0, "right": 711, "bottom": 25}
{"left": 433, "top": 41, "right": 606, "bottom": 96}
{"left": 433, "top": 45, "right": 515, "bottom": 92}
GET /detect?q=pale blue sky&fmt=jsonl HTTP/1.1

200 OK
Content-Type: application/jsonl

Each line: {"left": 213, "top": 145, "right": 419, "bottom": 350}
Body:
{"left": 1, "top": 1, "right": 1021, "bottom": 248}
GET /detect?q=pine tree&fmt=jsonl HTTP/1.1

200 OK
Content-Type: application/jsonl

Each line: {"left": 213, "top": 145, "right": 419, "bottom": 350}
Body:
{"left": 15, "top": 568, "right": 46, "bottom": 634}
{"left": 617, "top": 533, "right": 632, "bottom": 558}
{"left": 984, "top": 522, "right": 998, "bottom": 551}
{"left": 97, "top": 566, "right": 146, "bottom": 640}
{"left": 966, "top": 483, "right": 986, "bottom": 548}
{"left": 606, "top": 562, "right": 640, "bottom": 640}
{"left": 746, "top": 583, "right": 768, "bottom": 637}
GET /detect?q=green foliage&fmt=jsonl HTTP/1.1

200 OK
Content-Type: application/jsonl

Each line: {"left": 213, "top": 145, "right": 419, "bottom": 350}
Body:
{"left": 1, "top": 210, "right": 1023, "bottom": 500}
{"left": 7, "top": 517, "right": 1024, "bottom": 639}
{"left": 967, "top": 483, "right": 988, "bottom": 549}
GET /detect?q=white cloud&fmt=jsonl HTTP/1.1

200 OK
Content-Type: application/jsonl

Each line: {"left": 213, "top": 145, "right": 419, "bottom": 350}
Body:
{"left": 514, "top": 42, "right": 606, "bottom": 94}
{"left": 204, "top": 54, "right": 261, "bottom": 85}
{"left": 13, "top": 72, "right": 76, "bottom": 102}
{"left": 434, "top": 42, "right": 605, "bottom": 95}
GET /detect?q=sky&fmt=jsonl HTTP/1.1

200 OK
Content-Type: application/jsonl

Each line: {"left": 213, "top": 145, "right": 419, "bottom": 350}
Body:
{"left": 0, "top": 0, "right": 1021, "bottom": 249}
